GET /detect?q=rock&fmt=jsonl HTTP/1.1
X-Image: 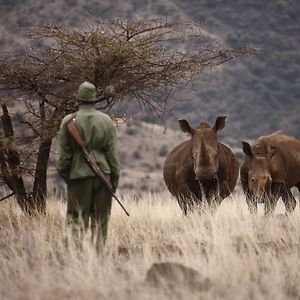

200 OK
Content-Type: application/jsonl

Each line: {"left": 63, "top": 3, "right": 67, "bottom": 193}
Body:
{"left": 145, "top": 262, "right": 211, "bottom": 292}
{"left": 276, "top": 213, "right": 288, "bottom": 220}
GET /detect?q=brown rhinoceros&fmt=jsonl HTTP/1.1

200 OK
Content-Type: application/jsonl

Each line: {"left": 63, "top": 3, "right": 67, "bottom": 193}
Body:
{"left": 240, "top": 130, "right": 300, "bottom": 215}
{"left": 163, "top": 116, "right": 239, "bottom": 214}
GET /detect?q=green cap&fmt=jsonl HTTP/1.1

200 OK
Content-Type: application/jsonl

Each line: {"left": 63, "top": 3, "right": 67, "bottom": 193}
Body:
{"left": 74, "top": 81, "right": 98, "bottom": 102}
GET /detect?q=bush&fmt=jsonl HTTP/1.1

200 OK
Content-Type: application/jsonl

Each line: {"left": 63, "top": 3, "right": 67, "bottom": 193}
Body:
{"left": 17, "top": 18, "right": 31, "bottom": 28}
{"left": 140, "top": 114, "right": 155, "bottom": 124}
{"left": 65, "top": 0, "right": 77, "bottom": 6}
{"left": 126, "top": 127, "right": 137, "bottom": 136}
{"left": 159, "top": 145, "right": 168, "bottom": 157}
{"left": 133, "top": 150, "right": 141, "bottom": 160}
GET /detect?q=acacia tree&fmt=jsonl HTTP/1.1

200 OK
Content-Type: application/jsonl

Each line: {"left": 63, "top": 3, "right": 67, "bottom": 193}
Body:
{"left": 0, "top": 18, "right": 256, "bottom": 214}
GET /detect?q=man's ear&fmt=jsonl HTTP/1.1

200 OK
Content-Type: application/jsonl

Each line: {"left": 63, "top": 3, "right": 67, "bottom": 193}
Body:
{"left": 242, "top": 141, "right": 253, "bottom": 158}
{"left": 178, "top": 119, "right": 195, "bottom": 135}
{"left": 213, "top": 116, "right": 227, "bottom": 132}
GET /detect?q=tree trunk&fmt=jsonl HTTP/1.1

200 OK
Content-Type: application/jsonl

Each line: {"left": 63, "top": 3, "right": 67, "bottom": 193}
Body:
{"left": 32, "top": 138, "right": 52, "bottom": 214}
{"left": 0, "top": 105, "right": 29, "bottom": 213}
{"left": 0, "top": 105, "right": 53, "bottom": 215}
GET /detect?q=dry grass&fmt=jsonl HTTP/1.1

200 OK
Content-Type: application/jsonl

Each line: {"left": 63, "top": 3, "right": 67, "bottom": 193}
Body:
{"left": 0, "top": 191, "right": 300, "bottom": 299}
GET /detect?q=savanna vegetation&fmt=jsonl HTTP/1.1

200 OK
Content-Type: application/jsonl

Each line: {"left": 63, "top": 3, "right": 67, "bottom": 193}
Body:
{"left": 0, "top": 2, "right": 299, "bottom": 299}
{"left": 0, "top": 191, "right": 300, "bottom": 299}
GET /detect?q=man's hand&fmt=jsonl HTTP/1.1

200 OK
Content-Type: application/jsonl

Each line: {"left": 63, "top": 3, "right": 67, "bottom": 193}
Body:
{"left": 112, "top": 182, "right": 118, "bottom": 194}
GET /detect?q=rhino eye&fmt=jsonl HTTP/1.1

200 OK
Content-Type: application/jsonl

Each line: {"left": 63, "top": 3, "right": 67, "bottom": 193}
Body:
{"left": 192, "top": 153, "right": 196, "bottom": 160}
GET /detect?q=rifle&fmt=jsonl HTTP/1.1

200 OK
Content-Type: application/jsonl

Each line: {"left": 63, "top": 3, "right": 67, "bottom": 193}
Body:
{"left": 65, "top": 118, "right": 130, "bottom": 217}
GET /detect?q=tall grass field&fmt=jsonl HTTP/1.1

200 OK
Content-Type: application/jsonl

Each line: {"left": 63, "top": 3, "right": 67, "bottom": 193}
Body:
{"left": 0, "top": 190, "right": 299, "bottom": 299}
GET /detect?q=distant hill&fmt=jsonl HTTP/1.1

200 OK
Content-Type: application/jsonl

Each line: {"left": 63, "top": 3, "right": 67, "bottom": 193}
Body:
{"left": 1, "top": 0, "right": 299, "bottom": 139}
{"left": 173, "top": 0, "right": 300, "bottom": 139}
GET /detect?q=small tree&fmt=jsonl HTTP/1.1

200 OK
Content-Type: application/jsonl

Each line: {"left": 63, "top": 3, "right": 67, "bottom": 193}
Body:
{"left": 0, "top": 18, "right": 256, "bottom": 214}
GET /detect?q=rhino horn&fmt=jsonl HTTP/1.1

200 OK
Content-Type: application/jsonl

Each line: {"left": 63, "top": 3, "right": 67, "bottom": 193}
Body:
{"left": 200, "top": 137, "right": 210, "bottom": 165}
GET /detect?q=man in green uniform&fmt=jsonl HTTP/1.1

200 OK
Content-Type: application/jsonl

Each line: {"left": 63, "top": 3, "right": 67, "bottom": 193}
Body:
{"left": 57, "top": 81, "right": 120, "bottom": 251}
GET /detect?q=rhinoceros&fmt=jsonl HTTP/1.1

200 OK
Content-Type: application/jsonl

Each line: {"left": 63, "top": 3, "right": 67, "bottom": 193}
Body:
{"left": 163, "top": 116, "right": 239, "bottom": 214}
{"left": 241, "top": 130, "right": 300, "bottom": 215}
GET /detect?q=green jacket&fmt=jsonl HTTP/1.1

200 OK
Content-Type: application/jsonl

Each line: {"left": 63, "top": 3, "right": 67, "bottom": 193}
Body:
{"left": 57, "top": 104, "right": 120, "bottom": 188}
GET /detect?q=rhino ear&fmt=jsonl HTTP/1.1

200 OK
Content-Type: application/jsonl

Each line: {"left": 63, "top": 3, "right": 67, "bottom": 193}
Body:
{"left": 178, "top": 119, "right": 195, "bottom": 135}
{"left": 213, "top": 116, "right": 227, "bottom": 132}
{"left": 242, "top": 141, "right": 253, "bottom": 158}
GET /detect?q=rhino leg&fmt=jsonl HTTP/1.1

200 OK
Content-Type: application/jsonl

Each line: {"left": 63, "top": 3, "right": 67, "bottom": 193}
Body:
{"left": 281, "top": 188, "right": 296, "bottom": 214}
{"left": 204, "top": 188, "right": 217, "bottom": 213}
{"left": 246, "top": 194, "right": 257, "bottom": 214}
{"left": 176, "top": 185, "right": 199, "bottom": 216}
{"left": 210, "top": 197, "right": 222, "bottom": 215}
{"left": 264, "top": 197, "right": 277, "bottom": 216}
{"left": 177, "top": 195, "right": 188, "bottom": 216}
{"left": 218, "top": 180, "right": 230, "bottom": 199}
{"left": 241, "top": 180, "right": 257, "bottom": 214}
{"left": 265, "top": 183, "right": 282, "bottom": 216}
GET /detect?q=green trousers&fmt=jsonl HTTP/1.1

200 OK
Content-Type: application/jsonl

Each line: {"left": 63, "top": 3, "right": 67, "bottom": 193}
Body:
{"left": 66, "top": 176, "right": 112, "bottom": 251}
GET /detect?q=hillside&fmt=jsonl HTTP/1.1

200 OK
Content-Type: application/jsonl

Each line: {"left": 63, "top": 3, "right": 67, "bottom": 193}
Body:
{"left": 0, "top": 0, "right": 300, "bottom": 139}
{"left": 174, "top": 0, "right": 300, "bottom": 138}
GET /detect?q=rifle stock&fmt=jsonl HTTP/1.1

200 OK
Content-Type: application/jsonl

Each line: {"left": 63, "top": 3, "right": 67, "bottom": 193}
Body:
{"left": 65, "top": 118, "right": 130, "bottom": 216}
